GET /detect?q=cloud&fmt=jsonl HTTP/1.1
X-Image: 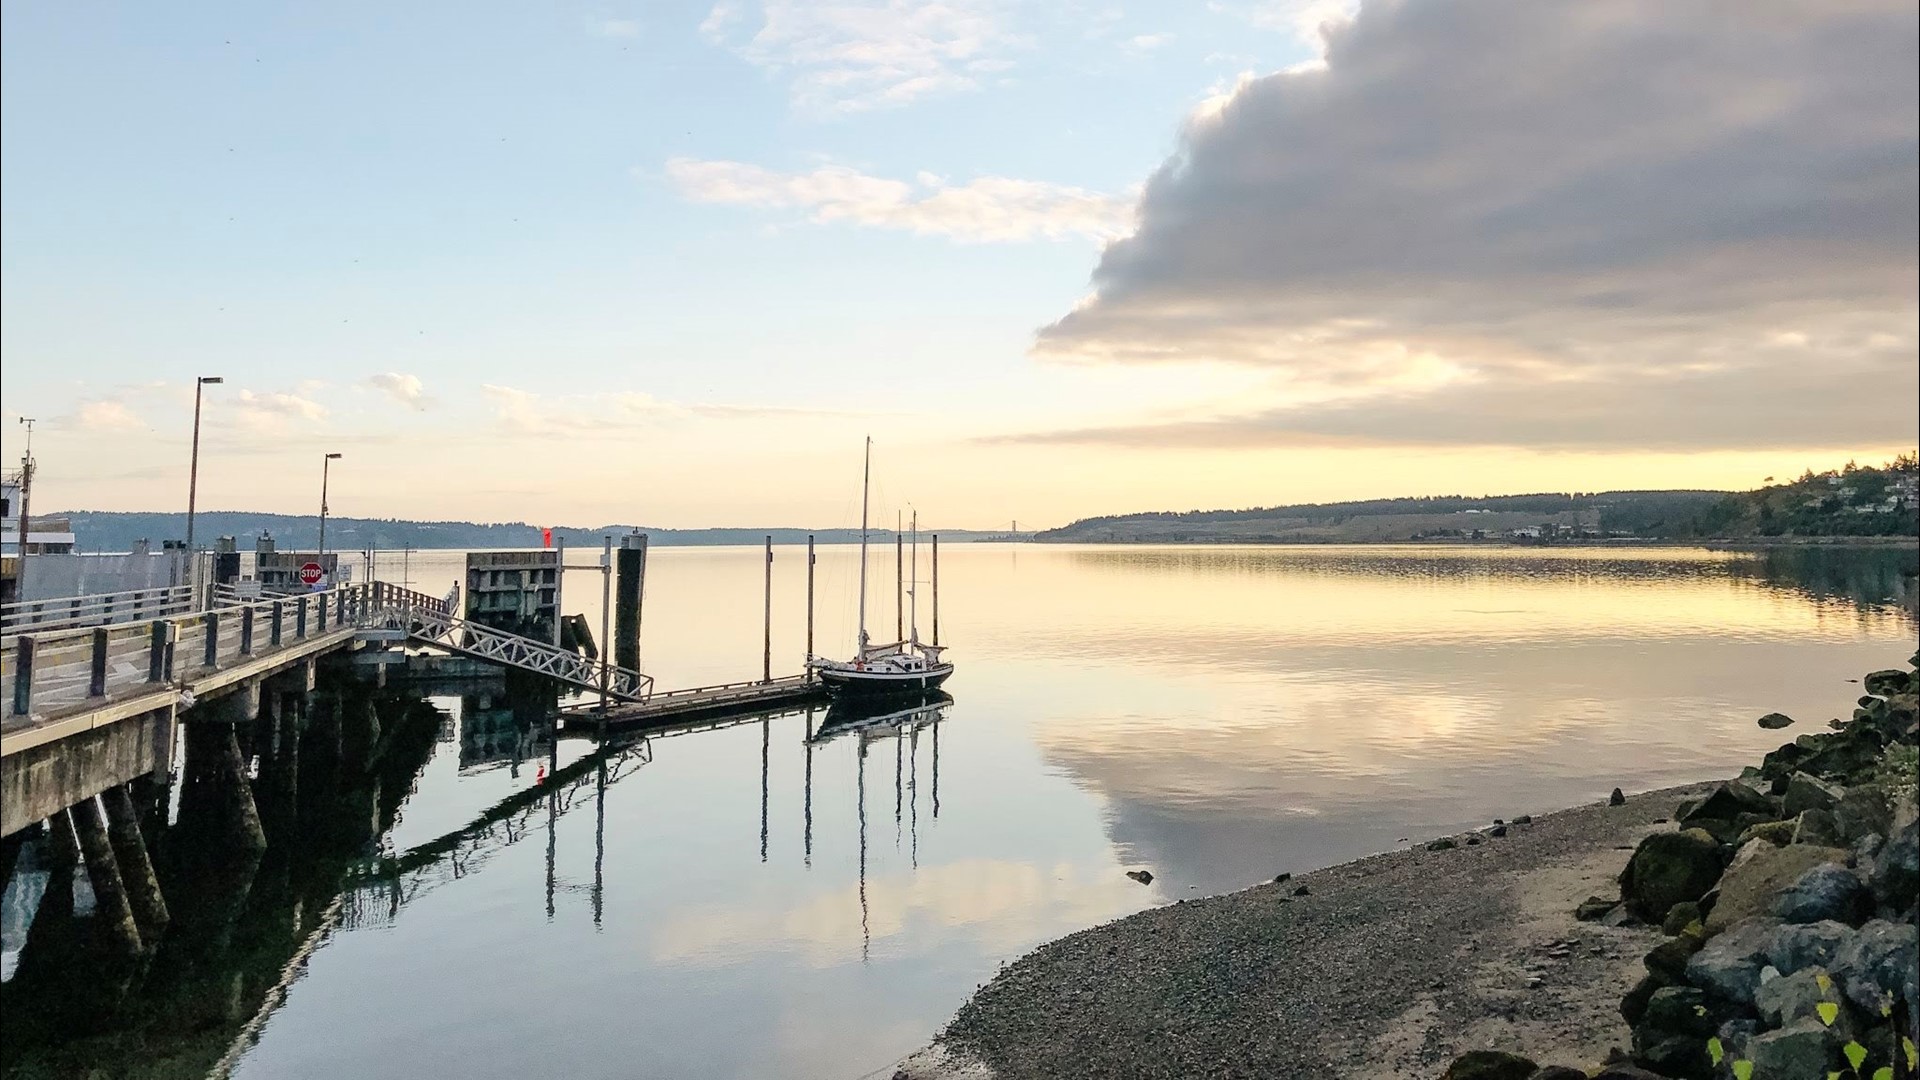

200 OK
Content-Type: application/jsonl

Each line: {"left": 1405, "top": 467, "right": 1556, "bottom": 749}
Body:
{"left": 1027, "top": 0, "right": 1920, "bottom": 452}
{"left": 231, "top": 389, "right": 328, "bottom": 432}
{"left": 699, "top": 0, "right": 1021, "bottom": 112}
{"left": 666, "top": 158, "right": 1134, "bottom": 242}
{"left": 1211, "top": 0, "right": 1358, "bottom": 66}
{"left": 74, "top": 400, "right": 146, "bottom": 432}
{"left": 481, "top": 384, "right": 850, "bottom": 435}
{"left": 367, "top": 372, "right": 429, "bottom": 411}
{"left": 592, "top": 17, "right": 642, "bottom": 38}
{"left": 1123, "top": 32, "right": 1174, "bottom": 55}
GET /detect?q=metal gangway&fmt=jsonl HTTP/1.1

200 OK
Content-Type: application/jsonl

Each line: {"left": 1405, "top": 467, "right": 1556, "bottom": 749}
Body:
{"left": 360, "top": 583, "right": 653, "bottom": 703}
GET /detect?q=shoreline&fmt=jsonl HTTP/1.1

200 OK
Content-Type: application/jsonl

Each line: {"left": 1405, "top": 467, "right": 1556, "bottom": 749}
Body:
{"left": 885, "top": 782, "right": 1717, "bottom": 1079}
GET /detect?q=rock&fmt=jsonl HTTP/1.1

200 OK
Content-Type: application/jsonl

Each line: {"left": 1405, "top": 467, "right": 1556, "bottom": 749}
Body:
{"left": 1835, "top": 784, "right": 1895, "bottom": 843}
{"left": 1738, "top": 818, "right": 1797, "bottom": 847}
{"left": 1512, "top": 814, "right": 1532, "bottom": 825}
{"left": 1641, "top": 985, "right": 1717, "bottom": 1037}
{"left": 1632, "top": 1033, "right": 1706, "bottom": 1077}
{"left": 1440, "top": 1050, "right": 1538, "bottom": 1080}
{"left": 1272, "top": 872, "right": 1291, "bottom": 884}
{"left": 1125, "top": 869, "right": 1153, "bottom": 885}
{"left": 1782, "top": 772, "right": 1845, "bottom": 816}
{"left": 1754, "top": 965, "right": 1830, "bottom": 1026}
{"left": 1683, "top": 781, "right": 1777, "bottom": 826}
{"left": 1426, "top": 838, "right": 1458, "bottom": 851}
{"left": 1863, "top": 669, "right": 1911, "bottom": 696}
{"left": 1746, "top": 1017, "right": 1837, "bottom": 1080}
{"left": 1660, "top": 901, "right": 1702, "bottom": 935}
{"left": 1599, "top": 904, "right": 1639, "bottom": 928}
{"left": 1716, "top": 1017, "right": 1760, "bottom": 1063}
{"left": 1830, "top": 918, "right": 1919, "bottom": 1021}
{"left": 1291, "top": 884, "right": 1310, "bottom": 896}
{"left": 1766, "top": 919, "right": 1854, "bottom": 975}
{"left": 1871, "top": 819, "right": 1917, "bottom": 911}
{"left": 1523, "top": 1069, "right": 1586, "bottom": 1080}
{"left": 1466, "top": 836, "right": 1483, "bottom": 846}
{"left": 1757, "top": 711, "right": 1795, "bottom": 729}
{"left": 1705, "top": 841, "right": 1849, "bottom": 933}
{"left": 1770, "top": 863, "right": 1869, "bottom": 925}
{"left": 1686, "top": 917, "right": 1782, "bottom": 1005}
{"left": 1620, "top": 974, "right": 1663, "bottom": 1026}
{"left": 1619, "top": 828, "right": 1724, "bottom": 922}
{"left": 1793, "top": 808, "right": 1846, "bottom": 846}
{"left": 1489, "top": 824, "right": 1508, "bottom": 838}
{"left": 1610, "top": 787, "right": 1626, "bottom": 806}
{"left": 1848, "top": 831, "right": 1884, "bottom": 867}
{"left": 1644, "top": 927, "right": 1706, "bottom": 983}
{"left": 1590, "top": 1068, "right": 1671, "bottom": 1080}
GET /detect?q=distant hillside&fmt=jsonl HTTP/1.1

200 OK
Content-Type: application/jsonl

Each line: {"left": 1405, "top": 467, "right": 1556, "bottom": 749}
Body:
{"left": 1035, "top": 490, "right": 1730, "bottom": 544}
{"left": 49, "top": 511, "right": 1001, "bottom": 554}
{"left": 1038, "top": 458, "right": 1920, "bottom": 544}
{"left": 1695, "top": 455, "right": 1919, "bottom": 538}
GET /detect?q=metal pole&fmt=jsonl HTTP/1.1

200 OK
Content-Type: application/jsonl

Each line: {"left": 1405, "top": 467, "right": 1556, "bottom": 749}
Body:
{"left": 762, "top": 536, "right": 773, "bottom": 683}
{"left": 856, "top": 436, "right": 871, "bottom": 654}
{"left": 13, "top": 434, "right": 32, "bottom": 603}
{"left": 932, "top": 533, "right": 940, "bottom": 647}
{"left": 895, "top": 513, "right": 903, "bottom": 644}
{"left": 599, "top": 536, "right": 612, "bottom": 727}
{"left": 186, "top": 382, "right": 205, "bottom": 555}
{"left": 805, "top": 534, "right": 815, "bottom": 680}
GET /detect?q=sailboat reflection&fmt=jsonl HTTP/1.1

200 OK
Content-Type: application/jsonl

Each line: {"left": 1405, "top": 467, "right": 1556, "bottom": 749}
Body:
{"left": 803, "top": 690, "right": 953, "bottom": 960}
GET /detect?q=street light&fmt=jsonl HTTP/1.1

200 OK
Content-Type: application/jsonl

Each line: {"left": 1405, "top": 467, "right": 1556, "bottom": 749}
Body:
{"left": 317, "top": 452, "right": 343, "bottom": 579}
{"left": 184, "top": 377, "right": 224, "bottom": 555}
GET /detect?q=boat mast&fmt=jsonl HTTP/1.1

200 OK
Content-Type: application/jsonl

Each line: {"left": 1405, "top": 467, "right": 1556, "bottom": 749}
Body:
{"left": 857, "top": 436, "right": 871, "bottom": 654}
{"left": 909, "top": 509, "right": 918, "bottom": 646}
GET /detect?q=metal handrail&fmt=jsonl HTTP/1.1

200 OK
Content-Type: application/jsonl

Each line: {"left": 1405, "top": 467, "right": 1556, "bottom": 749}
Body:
{"left": 0, "top": 585, "right": 196, "bottom": 637}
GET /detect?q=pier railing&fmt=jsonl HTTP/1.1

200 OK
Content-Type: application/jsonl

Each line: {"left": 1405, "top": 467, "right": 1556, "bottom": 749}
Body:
{"left": 0, "top": 585, "right": 197, "bottom": 639}
{"left": 3, "top": 584, "right": 371, "bottom": 723}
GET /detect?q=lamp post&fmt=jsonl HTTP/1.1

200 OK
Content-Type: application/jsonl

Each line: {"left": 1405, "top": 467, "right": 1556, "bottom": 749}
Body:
{"left": 318, "top": 452, "right": 342, "bottom": 581}
{"left": 184, "top": 376, "right": 223, "bottom": 557}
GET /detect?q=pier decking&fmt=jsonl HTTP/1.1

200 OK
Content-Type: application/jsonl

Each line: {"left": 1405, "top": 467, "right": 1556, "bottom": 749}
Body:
{"left": 559, "top": 674, "right": 827, "bottom": 731}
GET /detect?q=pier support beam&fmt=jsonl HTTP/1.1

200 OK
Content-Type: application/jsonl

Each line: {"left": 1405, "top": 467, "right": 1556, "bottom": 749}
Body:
{"left": 218, "top": 726, "right": 268, "bottom": 855}
{"left": 70, "top": 796, "right": 146, "bottom": 955}
{"left": 101, "top": 784, "right": 170, "bottom": 938}
{"left": 615, "top": 532, "right": 646, "bottom": 673}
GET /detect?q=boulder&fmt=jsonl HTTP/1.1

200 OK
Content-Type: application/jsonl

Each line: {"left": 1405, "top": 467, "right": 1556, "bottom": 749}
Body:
{"left": 1793, "top": 808, "right": 1845, "bottom": 847}
{"left": 1705, "top": 842, "right": 1849, "bottom": 933}
{"left": 1621, "top": 973, "right": 1663, "bottom": 1026}
{"left": 1643, "top": 928, "right": 1705, "bottom": 983}
{"left": 1745, "top": 1017, "right": 1837, "bottom": 1080}
{"left": 1848, "top": 831, "right": 1885, "bottom": 867}
{"left": 1631, "top": 1033, "right": 1706, "bottom": 1078}
{"left": 1715, "top": 1018, "right": 1760, "bottom": 1063}
{"left": 1640, "top": 985, "right": 1716, "bottom": 1037}
{"left": 1523, "top": 1069, "right": 1586, "bottom": 1080}
{"left": 1781, "top": 772, "right": 1844, "bottom": 816}
{"left": 1757, "top": 711, "right": 1794, "bottom": 729}
{"left": 1681, "top": 782, "right": 1776, "bottom": 826}
{"left": 1426, "top": 838, "right": 1458, "bottom": 851}
{"left": 1870, "top": 818, "right": 1917, "bottom": 911}
{"left": 1610, "top": 787, "right": 1626, "bottom": 806}
{"left": 1441, "top": 1050, "right": 1538, "bottom": 1080}
{"left": 1753, "top": 965, "right": 1830, "bottom": 1026}
{"left": 1769, "top": 863, "right": 1869, "bottom": 925}
{"left": 1862, "top": 669, "right": 1911, "bottom": 696}
{"left": 1575, "top": 896, "right": 1619, "bottom": 921}
{"left": 1619, "top": 829, "right": 1724, "bottom": 922}
{"left": 1686, "top": 917, "right": 1782, "bottom": 1005}
{"left": 1830, "top": 918, "right": 1919, "bottom": 1021}
{"left": 1834, "top": 784, "right": 1894, "bottom": 844}
{"left": 1737, "top": 818, "right": 1797, "bottom": 847}
{"left": 1660, "top": 901, "right": 1703, "bottom": 936}
{"left": 1766, "top": 920, "right": 1854, "bottom": 975}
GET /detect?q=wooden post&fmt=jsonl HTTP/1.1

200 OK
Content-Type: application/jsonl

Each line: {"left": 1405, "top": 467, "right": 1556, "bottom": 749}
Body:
{"left": 598, "top": 536, "right": 612, "bottom": 728}
{"left": 90, "top": 628, "right": 109, "bottom": 697}
{"left": 271, "top": 600, "right": 283, "bottom": 647}
{"left": 10, "top": 636, "right": 30, "bottom": 716}
{"left": 204, "top": 611, "right": 220, "bottom": 668}
{"left": 932, "top": 534, "right": 940, "bottom": 647}
{"left": 296, "top": 595, "right": 309, "bottom": 639}
{"left": 240, "top": 607, "right": 255, "bottom": 655}
{"left": 805, "top": 534, "right": 815, "bottom": 680}
{"left": 763, "top": 536, "right": 773, "bottom": 683}
{"left": 614, "top": 532, "right": 646, "bottom": 673}
{"left": 149, "top": 621, "right": 169, "bottom": 682}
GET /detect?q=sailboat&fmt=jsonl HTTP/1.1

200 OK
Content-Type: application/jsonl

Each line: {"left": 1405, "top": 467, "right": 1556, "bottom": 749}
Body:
{"left": 807, "top": 437, "right": 955, "bottom": 698}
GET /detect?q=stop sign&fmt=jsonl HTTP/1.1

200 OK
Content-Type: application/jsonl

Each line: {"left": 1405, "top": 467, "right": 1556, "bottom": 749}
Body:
{"left": 298, "top": 562, "right": 325, "bottom": 586}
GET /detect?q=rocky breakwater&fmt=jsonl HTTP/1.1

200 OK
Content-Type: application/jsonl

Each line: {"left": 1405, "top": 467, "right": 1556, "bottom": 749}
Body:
{"left": 1455, "top": 659, "right": 1920, "bottom": 1080}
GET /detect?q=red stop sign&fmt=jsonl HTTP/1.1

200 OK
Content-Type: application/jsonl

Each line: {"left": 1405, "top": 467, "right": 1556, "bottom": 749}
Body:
{"left": 298, "top": 562, "right": 325, "bottom": 586}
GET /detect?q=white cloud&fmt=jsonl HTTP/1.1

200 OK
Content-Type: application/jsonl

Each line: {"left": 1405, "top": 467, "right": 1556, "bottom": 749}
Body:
{"left": 592, "top": 17, "right": 642, "bottom": 38}
{"left": 231, "top": 389, "right": 328, "bottom": 433}
{"left": 1026, "top": 0, "right": 1920, "bottom": 452}
{"left": 699, "top": 0, "right": 1022, "bottom": 112}
{"left": 367, "top": 372, "right": 429, "bottom": 411}
{"left": 665, "top": 158, "right": 1134, "bottom": 243}
{"left": 1123, "top": 32, "right": 1174, "bottom": 54}
{"left": 75, "top": 401, "right": 145, "bottom": 432}
{"left": 482, "top": 384, "right": 848, "bottom": 435}
{"left": 1211, "top": 0, "right": 1357, "bottom": 66}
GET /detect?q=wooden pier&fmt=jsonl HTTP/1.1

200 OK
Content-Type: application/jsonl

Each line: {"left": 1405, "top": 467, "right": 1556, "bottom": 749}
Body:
{"left": 559, "top": 674, "right": 827, "bottom": 732}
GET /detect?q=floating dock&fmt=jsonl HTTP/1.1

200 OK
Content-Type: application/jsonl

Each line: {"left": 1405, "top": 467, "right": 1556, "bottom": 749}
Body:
{"left": 559, "top": 673, "right": 828, "bottom": 732}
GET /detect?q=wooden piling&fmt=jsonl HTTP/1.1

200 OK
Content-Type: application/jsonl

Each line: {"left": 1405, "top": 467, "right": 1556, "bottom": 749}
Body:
{"left": 805, "top": 535, "right": 815, "bottom": 679}
{"left": 69, "top": 796, "right": 146, "bottom": 955}
{"left": 763, "top": 536, "right": 773, "bottom": 683}
{"left": 217, "top": 726, "right": 268, "bottom": 853}
{"left": 100, "top": 785, "right": 170, "bottom": 937}
{"left": 615, "top": 532, "right": 647, "bottom": 673}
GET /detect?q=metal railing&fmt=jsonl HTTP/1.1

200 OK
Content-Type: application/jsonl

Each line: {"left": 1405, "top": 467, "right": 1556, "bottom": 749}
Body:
{"left": 0, "top": 585, "right": 197, "bottom": 638}
{"left": 3, "top": 583, "right": 369, "bottom": 723}
{"left": 369, "top": 584, "right": 651, "bottom": 703}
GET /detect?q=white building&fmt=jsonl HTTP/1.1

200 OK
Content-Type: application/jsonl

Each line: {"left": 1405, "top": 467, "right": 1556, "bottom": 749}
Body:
{"left": 1, "top": 473, "right": 77, "bottom": 557}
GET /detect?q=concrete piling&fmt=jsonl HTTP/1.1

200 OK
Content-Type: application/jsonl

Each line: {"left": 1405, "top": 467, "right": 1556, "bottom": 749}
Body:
{"left": 101, "top": 784, "right": 170, "bottom": 937}
{"left": 216, "top": 726, "right": 268, "bottom": 855}
{"left": 69, "top": 796, "right": 146, "bottom": 955}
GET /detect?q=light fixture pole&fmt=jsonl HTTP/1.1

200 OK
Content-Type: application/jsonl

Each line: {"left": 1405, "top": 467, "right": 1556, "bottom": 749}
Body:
{"left": 184, "top": 376, "right": 223, "bottom": 556}
{"left": 318, "top": 452, "right": 342, "bottom": 578}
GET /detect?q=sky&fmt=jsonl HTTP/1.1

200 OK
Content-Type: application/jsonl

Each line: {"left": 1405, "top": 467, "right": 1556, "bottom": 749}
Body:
{"left": 2, "top": 0, "right": 1915, "bottom": 530}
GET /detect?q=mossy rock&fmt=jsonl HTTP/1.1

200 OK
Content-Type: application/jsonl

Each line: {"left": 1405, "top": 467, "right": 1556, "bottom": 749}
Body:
{"left": 1620, "top": 829, "right": 1725, "bottom": 922}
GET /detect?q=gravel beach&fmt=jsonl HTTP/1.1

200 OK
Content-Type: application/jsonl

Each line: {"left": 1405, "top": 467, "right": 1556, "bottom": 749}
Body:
{"left": 887, "top": 781, "right": 1724, "bottom": 1080}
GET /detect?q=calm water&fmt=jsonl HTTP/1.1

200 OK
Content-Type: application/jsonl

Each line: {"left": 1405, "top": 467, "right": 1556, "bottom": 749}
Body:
{"left": 4, "top": 543, "right": 1916, "bottom": 1080}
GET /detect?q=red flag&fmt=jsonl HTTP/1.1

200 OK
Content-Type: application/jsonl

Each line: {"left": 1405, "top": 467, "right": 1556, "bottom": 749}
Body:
{"left": 542, "top": 527, "right": 553, "bottom": 548}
